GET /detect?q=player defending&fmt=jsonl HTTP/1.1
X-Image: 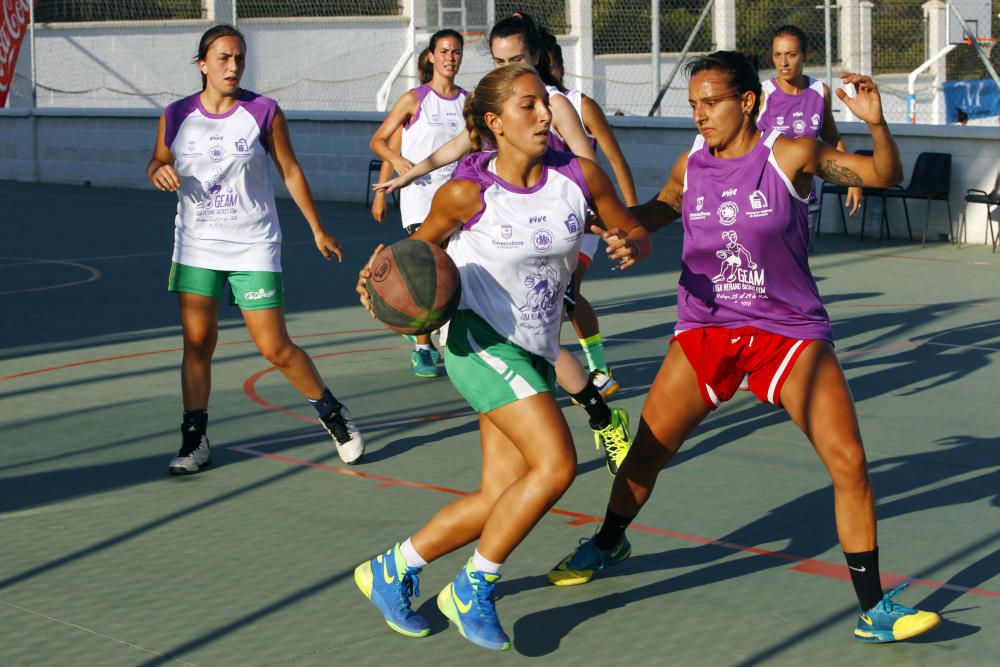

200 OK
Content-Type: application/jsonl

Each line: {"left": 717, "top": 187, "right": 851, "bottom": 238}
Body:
{"left": 147, "top": 25, "right": 364, "bottom": 472}
{"left": 547, "top": 52, "right": 941, "bottom": 644}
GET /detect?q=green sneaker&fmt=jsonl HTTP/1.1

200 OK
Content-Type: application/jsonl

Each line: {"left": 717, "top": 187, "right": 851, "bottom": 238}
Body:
{"left": 548, "top": 533, "right": 631, "bottom": 586}
{"left": 594, "top": 407, "right": 631, "bottom": 476}
{"left": 410, "top": 348, "right": 439, "bottom": 378}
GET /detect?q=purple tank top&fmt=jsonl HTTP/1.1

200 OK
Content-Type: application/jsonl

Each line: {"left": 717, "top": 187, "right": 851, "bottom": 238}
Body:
{"left": 757, "top": 77, "right": 825, "bottom": 139}
{"left": 677, "top": 130, "right": 832, "bottom": 341}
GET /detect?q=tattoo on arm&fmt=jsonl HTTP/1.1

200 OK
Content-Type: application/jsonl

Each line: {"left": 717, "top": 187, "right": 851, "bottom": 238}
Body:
{"left": 663, "top": 188, "right": 683, "bottom": 216}
{"left": 819, "top": 159, "right": 863, "bottom": 186}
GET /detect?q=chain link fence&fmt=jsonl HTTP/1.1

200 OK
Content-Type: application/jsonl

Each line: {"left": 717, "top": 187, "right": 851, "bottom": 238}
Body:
{"left": 6, "top": 0, "right": 997, "bottom": 124}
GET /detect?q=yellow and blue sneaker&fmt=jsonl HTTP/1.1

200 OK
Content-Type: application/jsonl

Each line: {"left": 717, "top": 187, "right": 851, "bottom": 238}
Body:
{"left": 593, "top": 407, "right": 632, "bottom": 477}
{"left": 547, "top": 533, "right": 631, "bottom": 586}
{"left": 354, "top": 544, "right": 430, "bottom": 637}
{"left": 854, "top": 583, "right": 940, "bottom": 643}
{"left": 437, "top": 559, "right": 510, "bottom": 651}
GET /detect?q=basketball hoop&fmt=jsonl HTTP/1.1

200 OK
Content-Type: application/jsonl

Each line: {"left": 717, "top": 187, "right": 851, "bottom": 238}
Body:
{"left": 964, "top": 36, "right": 996, "bottom": 57}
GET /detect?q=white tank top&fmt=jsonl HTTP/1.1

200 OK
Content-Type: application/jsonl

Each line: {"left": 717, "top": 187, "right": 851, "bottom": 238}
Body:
{"left": 446, "top": 149, "right": 592, "bottom": 363}
{"left": 400, "top": 84, "right": 468, "bottom": 227}
{"left": 165, "top": 90, "right": 282, "bottom": 272}
{"left": 562, "top": 88, "right": 597, "bottom": 148}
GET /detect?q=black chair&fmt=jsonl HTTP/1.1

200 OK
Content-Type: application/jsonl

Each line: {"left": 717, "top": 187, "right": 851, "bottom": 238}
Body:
{"left": 957, "top": 165, "right": 1000, "bottom": 252}
{"left": 882, "top": 152, "right": 953, "bottom": 246}
{"left": 365, "top": 159, "right": 399, "bottom": 209}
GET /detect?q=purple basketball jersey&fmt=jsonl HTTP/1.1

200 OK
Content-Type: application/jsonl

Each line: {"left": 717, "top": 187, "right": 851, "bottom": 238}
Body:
{"left": 677, "top": 130, "right": 832, "bottom": 341}
{"left": 757, "top": 76, "right": 825, "bottom": 139}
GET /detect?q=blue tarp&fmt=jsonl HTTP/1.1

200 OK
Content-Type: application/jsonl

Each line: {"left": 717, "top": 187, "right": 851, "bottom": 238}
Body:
{"left": 944, "top": 79, "right": 1000, "bottom": 122}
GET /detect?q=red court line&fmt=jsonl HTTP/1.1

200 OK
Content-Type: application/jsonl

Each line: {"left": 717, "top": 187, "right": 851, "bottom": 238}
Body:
{"left": 230, "top": 441, "right": 1000, "bottom": 600}
{"left": 0, "top": 327, "right": 388, "bottom": 382}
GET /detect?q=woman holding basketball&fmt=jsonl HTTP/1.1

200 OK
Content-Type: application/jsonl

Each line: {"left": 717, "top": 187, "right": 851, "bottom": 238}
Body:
{"left": 546, "top": 52, "right": 940, "bottom": 644}
{"left": 354, "top": 64, "right": 651, "bottom": 650}
{"left": 147, "top": 25, "right": 364, "bottom": 473}
{"left": 374, "top": 13, "right": 634, "bottom": 476}
{"left": 369, "top": 30, "right": 468, "bottom": 378}
{"left": 760, "top": 25, "right": 862, "bottom": 234}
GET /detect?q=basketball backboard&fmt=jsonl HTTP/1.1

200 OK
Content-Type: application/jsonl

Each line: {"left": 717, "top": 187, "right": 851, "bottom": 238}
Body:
{"left": 948, "top": 0, "right": 993, "bottom": 44}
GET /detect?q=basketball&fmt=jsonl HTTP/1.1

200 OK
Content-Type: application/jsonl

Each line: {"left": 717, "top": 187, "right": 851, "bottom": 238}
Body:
{"left": 366, "top": 239, "right": 461, "bottom": 335}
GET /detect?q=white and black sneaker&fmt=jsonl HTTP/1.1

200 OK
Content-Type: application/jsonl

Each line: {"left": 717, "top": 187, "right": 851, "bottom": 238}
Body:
{"left": 169, "top": 425, "right": 211, "bottom": 475}
{"left": 320, "top": 402, "right": 365, "bottom": 464}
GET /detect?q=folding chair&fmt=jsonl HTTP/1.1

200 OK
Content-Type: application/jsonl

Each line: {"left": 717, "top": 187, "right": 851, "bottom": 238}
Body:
{"left": 956, "top": 165, "right": 1000, "bottom": 252}
{"left": 882, "top": 152, "right": 953, "bottom": 246}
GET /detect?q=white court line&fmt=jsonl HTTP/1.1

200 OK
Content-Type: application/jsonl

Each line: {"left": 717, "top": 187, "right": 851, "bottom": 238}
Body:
{"left": 0, "top": 599, "right": 200, "bottom": 666}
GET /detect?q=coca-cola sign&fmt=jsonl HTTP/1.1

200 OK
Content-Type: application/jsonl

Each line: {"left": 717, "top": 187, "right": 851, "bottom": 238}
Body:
{"left": 0, "top": 0, "right": 33, "bottom": 107}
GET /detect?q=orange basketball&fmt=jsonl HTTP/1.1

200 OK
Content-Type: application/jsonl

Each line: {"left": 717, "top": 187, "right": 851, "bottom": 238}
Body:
{"left": 366, "top": 239, "right": 461, "bottom": 335}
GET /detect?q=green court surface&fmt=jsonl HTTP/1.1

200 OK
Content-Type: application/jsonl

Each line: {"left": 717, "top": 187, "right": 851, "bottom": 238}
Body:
{"left": 1, "top": 180, "right": 998, "bottom": 666}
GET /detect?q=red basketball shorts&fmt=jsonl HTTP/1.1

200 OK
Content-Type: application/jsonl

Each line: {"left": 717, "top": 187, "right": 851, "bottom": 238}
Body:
{"left": 673, "top": 326, "right": 818, "bottom": 410}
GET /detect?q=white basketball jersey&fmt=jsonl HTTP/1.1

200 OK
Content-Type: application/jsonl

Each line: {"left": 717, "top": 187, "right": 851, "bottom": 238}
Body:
{"left": 446, "top": 150, "right": 592, "bottom": 363}
{"left": 400, "top": 84, "right": 468, "bottom": 227}
{"left": 165, "top": 90, "right": 282, "bottom": 272}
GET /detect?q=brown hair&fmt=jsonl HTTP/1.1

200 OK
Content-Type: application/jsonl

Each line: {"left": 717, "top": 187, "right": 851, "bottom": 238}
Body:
{"left": 463, "top": 63, "right": 538, "bottom": 152}
{"left": 417, "top": 48, "right": 432, "bottom": 84}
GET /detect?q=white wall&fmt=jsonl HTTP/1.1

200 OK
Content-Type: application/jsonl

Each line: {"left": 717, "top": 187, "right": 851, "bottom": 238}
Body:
{"left": 1, "top": 109, "right": 996, "bottom": 244}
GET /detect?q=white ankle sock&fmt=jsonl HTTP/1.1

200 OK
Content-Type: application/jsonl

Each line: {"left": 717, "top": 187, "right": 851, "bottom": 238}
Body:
{"left": 415, "top": 344, "right": 432, "bottom": 351}
{"left": 399, "top": 538, "right": 428, "bottom": 569}
{"left": 472, "top": 549, "right": 503, "bottom": 574}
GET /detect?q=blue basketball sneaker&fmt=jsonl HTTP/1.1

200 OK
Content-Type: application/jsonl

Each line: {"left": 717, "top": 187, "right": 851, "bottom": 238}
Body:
{"left": 547, "top": 533, "right": 631, "bottom": 586}
{"left": 854, "top": 582, "right": 940, "bottom": 643}
{"left": 354, "top": 544, "right": 430, "bottom": 637}
{"left": 437, "top": 559, "right": 510, "bottom": 651}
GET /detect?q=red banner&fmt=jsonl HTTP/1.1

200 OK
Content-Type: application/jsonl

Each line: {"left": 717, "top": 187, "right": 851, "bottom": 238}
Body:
{"left": 0, "top": 0, "right": 33, "bottom": 108}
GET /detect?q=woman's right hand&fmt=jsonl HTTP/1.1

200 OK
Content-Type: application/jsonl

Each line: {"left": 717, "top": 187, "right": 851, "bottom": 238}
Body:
{"left": 357, "top": 244, "right": 385, "bottom": 318}
{"left": 150, "top": 164, "right": 181, "bottom": 192}
{"left": 373, "top": 171, "right": 416, "bottom": 195}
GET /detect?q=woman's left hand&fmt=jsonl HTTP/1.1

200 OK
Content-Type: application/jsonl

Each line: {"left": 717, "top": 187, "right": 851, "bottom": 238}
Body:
{"left": 837, "top": 73, "right": 884, "bottom": 126}
{"left": 592, "top": 225, "right": 639, "bottom": 270}
{"left": 313, "top": 230, "right": 344, "bottom": 262}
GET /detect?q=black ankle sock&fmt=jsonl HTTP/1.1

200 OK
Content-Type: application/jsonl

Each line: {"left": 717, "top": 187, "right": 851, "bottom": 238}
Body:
{"left": 182, "top": 409, "right": 207, "bottom": 434}
{"left": 309, "top": 388, "right": 340, "bottom": 417}
{"left": 845, "top": 547, "right": 883, "bottom": 611}
{"left": 571, "top": 383, "right": 611, "bottom": 430}
{"left": 595, "top": 506, "right": 634, "bottom": 550}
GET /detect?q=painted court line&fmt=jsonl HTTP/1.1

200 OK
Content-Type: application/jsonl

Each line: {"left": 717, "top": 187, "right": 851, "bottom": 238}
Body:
{"left": 229, "top": 437, "right": 1000, "bottom": 600}
{"left": 0, "top": 256, "right": 102, "bottom": 295}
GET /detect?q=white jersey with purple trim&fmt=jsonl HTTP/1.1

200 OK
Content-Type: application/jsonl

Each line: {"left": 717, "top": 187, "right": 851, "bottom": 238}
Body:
{"left": 447, "top": 149, "right": 593, "bottom": 363}
{"left": 561, "top": 88, "right": 598, "bottom": 149}
{"left": 400, "top": 84, "right": 468, "bottom": 227}
{"left": 165, "top": 90, "right": 282, "bottom": 272}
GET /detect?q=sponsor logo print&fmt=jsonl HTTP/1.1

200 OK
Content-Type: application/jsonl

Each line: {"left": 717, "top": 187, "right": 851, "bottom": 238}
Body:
{"left": 501, "top": 223, "right": 513, "bottom": 240}
{"left": 208, "top": 144, "right": 226, "bottom": 161}
{"left": 528, "top": 215, "right": 547, "bottom": 224}
{"left": 371, "top": 257, "right": 392, "bottom": 282}
{"left": 447, "top": 118, "right": 461, "bottom": 131}
{"left": 722, "top": 187, "right": 738, "bottom": 197}
{"left": 811, "top": 113, "right": 821, "bottom": 126}
{"left": 452, "top": 587, "right": 473, "bottom": 614}
{"left": 381, "top": 556, "right": 395, "bottom": 584}
{"left": 749, "top": 190, "right": 768, "bottom": 210}
{"left": 234, "top": 138, "right": 249, "bottom": 153}
{"left": 792, "top": 119, "right": 807, "bottom": 135}
{"left": 717, "top": 200, "right": 739, "bottom": 225}
{"left": 532, "top": 228, "right": 553, "bottom": 252}
{"left": 244, "top": 288, "right": 277, "bottom": 301}
{"left": 186, "top": 141, "right": 197, "bottom": 153}
{"left": 563, "top": 213, "right": 580, "bottom": 233}
{"left": 696, "top": 196, "right": 704, "bottom": 211}
{"left": 776, "top": 115, "right": 785, "bottom": 125}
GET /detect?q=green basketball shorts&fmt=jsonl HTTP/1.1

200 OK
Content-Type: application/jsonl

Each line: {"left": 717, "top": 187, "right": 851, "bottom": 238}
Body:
{"left": 167, "top": 262, "right": 284, "bottom": 310}
{"left": 445, "top": 309, "right": 556, "bottom": 414}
